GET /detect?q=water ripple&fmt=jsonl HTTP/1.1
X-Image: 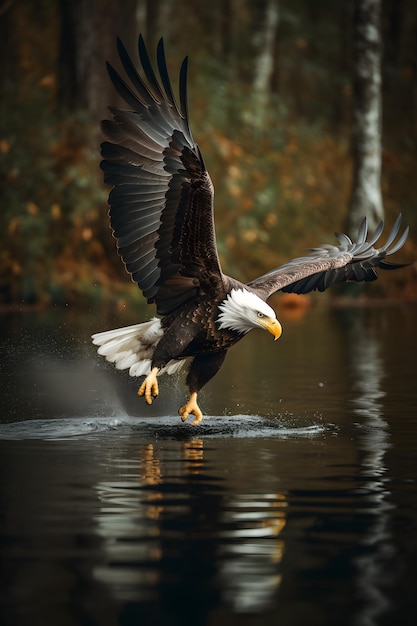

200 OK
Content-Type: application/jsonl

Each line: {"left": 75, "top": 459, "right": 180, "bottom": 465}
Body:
{"left": 0, "top": 414, "right": 327, "bottom": 441}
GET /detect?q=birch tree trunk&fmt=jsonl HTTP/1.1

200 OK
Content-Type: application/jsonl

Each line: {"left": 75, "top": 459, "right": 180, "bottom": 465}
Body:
{"left": 143, "top": 0, "right": 173, "bottom": 52}
{"left": 348, "top": 0, "right": 384, "bottom": 235}
{"left": 252, "top": 0, "right": 280, "bottom": 130}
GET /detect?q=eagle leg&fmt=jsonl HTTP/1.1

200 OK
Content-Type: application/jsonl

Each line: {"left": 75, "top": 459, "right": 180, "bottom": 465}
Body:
{"left": 138, "top": 367, "right": 159, "bottom": 404}
{"left": 179, "top": 392, "right": 203, "bottom": 426}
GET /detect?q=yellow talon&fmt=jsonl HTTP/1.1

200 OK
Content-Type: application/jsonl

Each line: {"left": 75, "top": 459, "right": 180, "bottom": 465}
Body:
{"left": 138, "top": 367, "right": 159, "bottom": 405}
{"left": 179, "top": 392, "right": 203, "bottom": 426}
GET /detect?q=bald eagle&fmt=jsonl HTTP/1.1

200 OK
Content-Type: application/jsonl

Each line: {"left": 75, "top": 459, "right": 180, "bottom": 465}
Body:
{"left": 92, "top": 35, "right": 409, "bottom": 425}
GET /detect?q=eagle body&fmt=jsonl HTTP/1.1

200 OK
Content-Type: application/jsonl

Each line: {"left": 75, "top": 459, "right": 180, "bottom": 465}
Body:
{"left": 93, "top": 282, "right": 280, "bottom": 418}
{"left": 92, "top": 35, "right": 409, "bottom": 424}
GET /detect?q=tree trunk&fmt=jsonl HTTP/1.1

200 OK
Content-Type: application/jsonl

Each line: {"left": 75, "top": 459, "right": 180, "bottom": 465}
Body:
{"left": 252, "top": 0, "right": 280, "bottom": 130}
{"left": 0, "top": 0, "right": 15, "bottom": 102}
{"left": 348, "top": 0, "right": 384, "bottom": 235}
{"left": 58, "top": 0, "right": 138, "bottom": 122}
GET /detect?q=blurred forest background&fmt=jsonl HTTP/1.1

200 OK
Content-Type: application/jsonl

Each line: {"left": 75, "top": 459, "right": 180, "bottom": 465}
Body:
{"left": 0, "top": 0, "right": 416, "bottom": 310}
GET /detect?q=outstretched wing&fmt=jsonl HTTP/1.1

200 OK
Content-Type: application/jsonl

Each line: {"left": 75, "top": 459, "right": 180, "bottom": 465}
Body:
{"left": 247, "top": 215, "right": 409, "bottom": 299}
{"left": 101, "top": 35, "right": 224, "bottom": 316}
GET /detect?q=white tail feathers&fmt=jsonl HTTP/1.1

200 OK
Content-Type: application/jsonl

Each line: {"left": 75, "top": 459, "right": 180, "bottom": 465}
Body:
{"left": 91, "top": 318, "right": 186, "bottom": 377}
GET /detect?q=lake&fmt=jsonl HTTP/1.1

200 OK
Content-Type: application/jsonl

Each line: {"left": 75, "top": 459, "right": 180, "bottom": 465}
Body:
{"left": 0, "top": 302, "right": 416, "bottom": 626}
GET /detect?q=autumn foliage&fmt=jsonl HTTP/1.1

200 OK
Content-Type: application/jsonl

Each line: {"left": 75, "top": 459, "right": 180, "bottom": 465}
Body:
{"left": 0, "top": 0, "right": 416, "bottom": 308}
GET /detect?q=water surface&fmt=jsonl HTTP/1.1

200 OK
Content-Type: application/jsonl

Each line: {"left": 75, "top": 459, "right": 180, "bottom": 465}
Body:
{"left": 0, "top": 304, "right": 416, "bottom": 626}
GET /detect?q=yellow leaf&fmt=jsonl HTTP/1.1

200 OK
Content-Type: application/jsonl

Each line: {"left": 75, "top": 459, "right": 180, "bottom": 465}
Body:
{"left": 51, "top": 203, "right": 61, "bottom": 219}
{"left": 0, "top": 139, "right": 10, "bottom": 154}
{"left": 27, "top": 202, "right": 39, "bottom": 215}
{"left": 264, "top": 213, "right": 277, "bottom": 229}
{"left": 8, "top": 217, "right": 19, "bottom": 235}
{"left": 82, "top": 227, "right": 93, "bottom": 241}
{"left": 39, "top": 74, "right": 55, "bottom": 88}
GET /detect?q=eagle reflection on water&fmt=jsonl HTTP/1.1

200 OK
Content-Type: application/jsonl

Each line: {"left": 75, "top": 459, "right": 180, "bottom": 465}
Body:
{"left": 94, "top": 437, "right": 287, "bottom": 612}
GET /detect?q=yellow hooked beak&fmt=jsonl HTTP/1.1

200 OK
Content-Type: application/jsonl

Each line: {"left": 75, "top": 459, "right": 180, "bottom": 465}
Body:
{"left": 260, "top": 317, "right": 282, "bottom": 341}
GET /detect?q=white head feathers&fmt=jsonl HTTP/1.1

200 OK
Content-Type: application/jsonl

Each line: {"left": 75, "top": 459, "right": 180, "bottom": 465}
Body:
{"left": 217, "top": 288, "right": 277, "bottom": 335}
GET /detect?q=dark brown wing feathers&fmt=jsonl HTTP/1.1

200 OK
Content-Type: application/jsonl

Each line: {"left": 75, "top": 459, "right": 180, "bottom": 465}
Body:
{"left": 101, "top": 36, "right": 224, "bottom": 316}
{"left": 102, "top": 36, "right": 409, "bottom": 315}
{"left": 248, "top": 215, "right": 409, "bottom": 299}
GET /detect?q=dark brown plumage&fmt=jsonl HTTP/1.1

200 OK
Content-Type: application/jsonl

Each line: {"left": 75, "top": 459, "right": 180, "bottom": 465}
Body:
{"left": 92, "top": 35, "right": 409, "bottom": 424}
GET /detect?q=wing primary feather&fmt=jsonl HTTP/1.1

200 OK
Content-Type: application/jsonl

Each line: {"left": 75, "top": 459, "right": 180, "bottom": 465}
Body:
{"left": 356, "top": 217, "right": 368, "bottom": 244}
{"left": 157, "top": 37, "right": 180, "bottom": 113}
{"left": 116, "top": 37, "right": 158, "bottom": 106}
{"left": 386, "top": 225, "right": 409, "bottom": 255}
{"left": 138, "top": 34, "right": 165, "bottom": 102}
{"left": 380, "top": 214, "right": 402, "bottom": 251}
{"left": 106, "top": 62, "right": 145, "bottom": 111}
{"left": 379, "top": 260, "right": 410, "bottom": 270}
{"left": 179, "top": 56, "right": 189, "bottom": 120}
{"left": 365, "top": 219, "right": 385, "bottom": 247}
{"left": 335, "top": 232, "right": 352, "bottom": 247}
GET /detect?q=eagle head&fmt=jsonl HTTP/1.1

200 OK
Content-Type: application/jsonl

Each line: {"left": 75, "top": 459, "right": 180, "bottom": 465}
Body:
{"left": 217, "top": 288, "right": 282, "bottom": 339}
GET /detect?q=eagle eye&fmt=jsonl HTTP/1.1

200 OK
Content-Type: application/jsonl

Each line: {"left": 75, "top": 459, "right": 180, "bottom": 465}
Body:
{"left": 257, "top": 311, "right": 264, "bottom": 318}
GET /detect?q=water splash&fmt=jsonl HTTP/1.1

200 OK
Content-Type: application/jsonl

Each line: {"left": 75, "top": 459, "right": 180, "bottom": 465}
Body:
{"left": 0, "top": 414, "right": 327, "bottom": 441}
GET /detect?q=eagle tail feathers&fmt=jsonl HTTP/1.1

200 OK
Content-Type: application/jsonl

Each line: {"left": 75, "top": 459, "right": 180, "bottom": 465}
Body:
{"left": 91, "top": 318, "right": 185, "bottom": 377}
